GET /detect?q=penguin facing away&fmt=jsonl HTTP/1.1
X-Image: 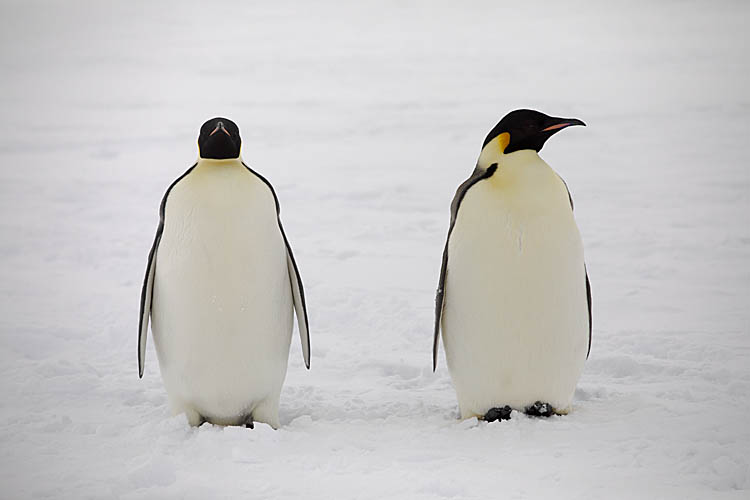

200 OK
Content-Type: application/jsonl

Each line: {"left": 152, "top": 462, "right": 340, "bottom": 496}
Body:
{"left": 433, "top": 109, "right": 591, "bottom": 421}
{"left": 138, "top": 117, "right": 310, "bottom": 428}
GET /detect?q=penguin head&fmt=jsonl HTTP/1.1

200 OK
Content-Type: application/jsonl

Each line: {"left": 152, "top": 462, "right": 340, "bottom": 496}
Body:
{"left": 198, "top": 117, "right": 241, "bottom": 159}
{"left": 480, "top": 109, "right": 585, "bottom": 161}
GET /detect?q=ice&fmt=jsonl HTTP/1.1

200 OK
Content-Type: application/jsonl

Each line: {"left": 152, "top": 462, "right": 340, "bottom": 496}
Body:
{"left": 0, "top": 0, "right": 748, "bottom": 498}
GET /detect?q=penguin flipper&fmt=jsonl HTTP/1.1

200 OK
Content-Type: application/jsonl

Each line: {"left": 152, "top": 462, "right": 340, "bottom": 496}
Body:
{"left": 242, "top": 162, "right": 310, "bottom": 369}
{"left": 138, "top": 164, "right": 197, "bottom": 378}
{"left": 433, "top": 164, "right": 498, "bottom": 371}
{"left": 558, "top": 175, "right": 592, "bottom": 358}
{"left": 433, "top": 236, "right": 450, "bottom": 371}
{"left": 585, "top": 266, "right": 592, "bottom": 358}
{"left": 138, "top": 234, "right": 158, "bottom": 378}
{"left": 283, "top": 229, "right": 311, "bottom": 369}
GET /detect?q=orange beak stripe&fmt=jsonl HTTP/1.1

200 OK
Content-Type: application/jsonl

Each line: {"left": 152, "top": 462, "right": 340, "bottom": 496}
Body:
{"left": 209, "top": 126, "right": 232, "bottom": 137}
{"left": 541, "top": 123, "right": 572, "bottom": 132}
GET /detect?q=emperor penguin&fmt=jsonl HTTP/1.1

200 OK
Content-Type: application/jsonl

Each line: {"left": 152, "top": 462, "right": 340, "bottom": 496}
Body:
{"left": 138, "top": 117, "right": 310, "bottom": 428}
{"left": 433, "top": 109, "right": 591, "bottom": 421}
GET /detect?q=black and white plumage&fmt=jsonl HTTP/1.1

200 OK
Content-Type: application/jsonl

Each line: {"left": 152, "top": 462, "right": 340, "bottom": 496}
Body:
{"left": 138, "top": 118, "right": 309, "bottom": 428}
{"left": 433, "top": 109, "right": 590, "bottom": 419}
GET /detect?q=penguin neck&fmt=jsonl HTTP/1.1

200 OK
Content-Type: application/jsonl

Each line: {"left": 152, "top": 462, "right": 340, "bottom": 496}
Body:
{"left": 196, "top": 156, "right": 244, "bottom": 169}
{"left": 478, "top": 145, "right": 541, "bottom": 171}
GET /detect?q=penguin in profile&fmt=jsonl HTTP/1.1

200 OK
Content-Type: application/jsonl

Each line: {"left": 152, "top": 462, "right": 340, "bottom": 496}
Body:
{"left": 138, "top": 117, "right": 310, "bottom": 428}
{"left": 433, "top": 109, "right": 591, "bottom": 421}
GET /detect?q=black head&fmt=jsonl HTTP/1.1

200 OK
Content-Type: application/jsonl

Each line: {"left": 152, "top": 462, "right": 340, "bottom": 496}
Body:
{"left": 482, "top": 109, "right": 585, "bottom": 154}
{"left": 198, "top": 117, "right": 241, "bottom": 159}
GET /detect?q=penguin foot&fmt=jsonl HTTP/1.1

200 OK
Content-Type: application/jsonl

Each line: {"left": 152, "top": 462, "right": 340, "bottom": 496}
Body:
{"left": 524, "top": 401, "right": 555, "bottom": 417}
{"left": 482, "top": 406, "right": 513, "bottom": 422}
{"left": 184, "top": 409, "right": 206, "bottom": 427}
{"left": 241, "top": 414, "right": 254, "bottom": 429}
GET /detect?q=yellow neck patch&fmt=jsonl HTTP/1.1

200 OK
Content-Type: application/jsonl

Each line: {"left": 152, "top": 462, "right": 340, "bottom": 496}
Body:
{"left": 497, "top": 132, "right": 510, "bottom": 153}
{"left": 478, "top": 132, "right": 511, "bottom": 169}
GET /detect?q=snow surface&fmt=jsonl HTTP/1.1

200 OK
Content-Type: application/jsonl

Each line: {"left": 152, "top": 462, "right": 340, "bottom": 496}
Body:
{"left": 1, "top": 0, "right": 749, "bottom": 498}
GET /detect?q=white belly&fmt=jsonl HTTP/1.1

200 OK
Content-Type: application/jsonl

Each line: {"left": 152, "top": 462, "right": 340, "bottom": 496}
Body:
{"left": 442, "top": 156, "right": 588, "bottom": 418}
{"left": 151, "top": 161, "right": 293, "bottom": 426}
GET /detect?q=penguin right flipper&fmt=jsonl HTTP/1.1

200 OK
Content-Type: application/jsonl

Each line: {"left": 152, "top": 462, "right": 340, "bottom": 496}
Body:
{"left": 585, "top": 266, "right": 592, "bottom": 358}
{"left": 242, "top": 163, "right": 311, "bottom": 369}
{"left": 433, "top": 164, "right": 499, "bottom": 371}
{"left": 138, "top": 235, "right": 158, "bottom": 378}
{"left": 138, "top": 164, "right": 197, "bottom": 378}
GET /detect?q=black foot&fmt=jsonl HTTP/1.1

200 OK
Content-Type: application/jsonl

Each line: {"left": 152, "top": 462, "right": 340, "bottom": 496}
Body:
{"left": 242, "top": 414, "right": 254, "bottom": 429}
{"left": 483, "top": 406, "right": 513, "bottom": 422}
{"left": 524, "top": 401, "right": 555, "bottom": 417}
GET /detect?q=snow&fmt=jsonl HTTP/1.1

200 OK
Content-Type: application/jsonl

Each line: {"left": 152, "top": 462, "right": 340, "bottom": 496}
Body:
{"left": 1, "top": 0, "right": 748, "bottom": 498}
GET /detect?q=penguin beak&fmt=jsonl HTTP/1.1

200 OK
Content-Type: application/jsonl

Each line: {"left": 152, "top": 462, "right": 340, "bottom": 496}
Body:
{"left": 209, "top": 121, "right": 231, "bottom": 137}
{"left": 541, "top": 117, "right": 586, "bottom": 133}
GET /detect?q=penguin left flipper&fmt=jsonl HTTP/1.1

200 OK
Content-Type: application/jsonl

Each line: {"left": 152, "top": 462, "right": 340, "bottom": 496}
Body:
{"left": 557, "top": 175, "right": 593, "bottom": 359}
{"left": 280, "top": 222, "right": 311, "bottom": 368}
{"left": 433, "top": 164, "right": 499, "bottom": 371}
{"left": 242, "top": 162, "right": 311, "bottom": 369}
{"left": 138, "top": 164, "right": 197, "bottom": 378}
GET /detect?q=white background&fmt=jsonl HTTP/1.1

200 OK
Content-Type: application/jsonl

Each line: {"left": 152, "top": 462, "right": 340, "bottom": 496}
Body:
{"left": 0, "top": 0, "right": 748, "bottom": 498}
